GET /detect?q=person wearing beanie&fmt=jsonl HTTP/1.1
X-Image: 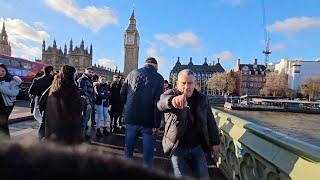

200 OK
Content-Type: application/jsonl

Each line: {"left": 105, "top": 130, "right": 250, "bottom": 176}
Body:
{"left": 120, "top": 57, "right": 164, "bottom": 166}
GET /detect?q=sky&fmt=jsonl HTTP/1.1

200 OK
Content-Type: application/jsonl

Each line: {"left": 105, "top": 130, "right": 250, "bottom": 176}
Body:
{"left": 1, "top": 0, "right": 320, "bottom": 79}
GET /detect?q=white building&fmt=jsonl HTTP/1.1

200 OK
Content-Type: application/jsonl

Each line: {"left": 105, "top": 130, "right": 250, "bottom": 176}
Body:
{"left": 275, "top": 59, "right": 320, "bottom": 92}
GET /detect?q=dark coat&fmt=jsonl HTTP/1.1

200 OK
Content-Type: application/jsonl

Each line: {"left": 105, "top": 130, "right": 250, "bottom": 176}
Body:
{"left": 94, "top": 83, "right": 111, "bottom": 107}
{"left": 28, "top": 74, "right": 53, "bottom": 97}
{"left": 77, "top": 73, "right": 94, "bottom": 105}
{"left": 157, "top": 89, "right": 220, "bottom": 156}
{"left": 109, "top": 81, "right": 122, "bottom": 116}
{"left": 44, "top": 88, "right": 82, "bottom": 144}
{"left": 120, "top": 64, "right": 164, "bottom": 128}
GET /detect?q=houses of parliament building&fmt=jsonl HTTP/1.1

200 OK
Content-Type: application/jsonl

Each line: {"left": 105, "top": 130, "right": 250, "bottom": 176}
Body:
{"left": 1, "top": 10, "right": 140, "bottom": 81}
{"left": 41, "top": 39, "right": 119, "bottom": 81}
{"left": 42, "top": 10, "right": 140, "bottom": 80}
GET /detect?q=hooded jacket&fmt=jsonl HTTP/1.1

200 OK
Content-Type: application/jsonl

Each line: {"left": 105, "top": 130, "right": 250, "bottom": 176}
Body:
{"left": 0, "top": 76, "right": 22, "bottom": 107}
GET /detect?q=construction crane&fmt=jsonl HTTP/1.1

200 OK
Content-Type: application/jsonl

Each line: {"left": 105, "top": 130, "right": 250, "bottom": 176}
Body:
{"left": 261, "top": 0, "right": 271, "bottom": 66}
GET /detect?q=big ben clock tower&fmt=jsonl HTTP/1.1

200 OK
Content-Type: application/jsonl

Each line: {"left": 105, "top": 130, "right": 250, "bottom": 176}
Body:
{"left": 124, "top": 10, "right": 140, "bottom": 76}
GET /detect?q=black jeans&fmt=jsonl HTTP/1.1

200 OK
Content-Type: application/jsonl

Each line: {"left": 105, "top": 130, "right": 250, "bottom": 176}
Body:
{"left": 0, "top": 106, "right": 13, "bottom": 138}
{"left": 0, "top": 115, "right": 10, "bottom": 138}
{"left": 90, "top": 104, "right": 96, "bottom": 125}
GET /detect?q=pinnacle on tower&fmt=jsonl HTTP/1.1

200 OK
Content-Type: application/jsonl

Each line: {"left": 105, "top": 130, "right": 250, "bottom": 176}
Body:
{"left": 130, "top": 9, "right": 135, "bottom": 19}
{"left": 2, "top": 21, "right": 5, "bottom": 33}
{"left": 129, "top": 9, "right": 136, "bottom": 25}
{"left": 42, "top": 40, "right": 46, "bottom": 52}
{"left": 80, "top": 39, "right": 84, "bottom": 49}
{"left": 1, "top": 20, "right": 8, "bottom": 41}
{"left": 69, "top": 39, "right": 73, "bottom": 52}
{"left": 188, "top": 57, "right": 193, "bottom": 65}
{"left": 64, "top": 43, "right": 67, "bottom": 55}
{"left": 175, "top": 56, "right": 181, "bottom": 66}
{"left": 53, "top": 39, "right": 57, "bottom": 48}
{"left": 203, "top": 57, "right": 208, "bottom": 65}
{"left": 90, "top": 44, "right": 93, "bottom": 56}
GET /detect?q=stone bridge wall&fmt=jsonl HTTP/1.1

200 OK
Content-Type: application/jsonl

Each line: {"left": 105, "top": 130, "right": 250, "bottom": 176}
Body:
{"left": 212, "top": 108, "right": 320, "bottom": 180}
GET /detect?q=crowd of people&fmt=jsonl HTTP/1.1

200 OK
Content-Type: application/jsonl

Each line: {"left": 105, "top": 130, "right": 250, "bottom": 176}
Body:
{"left": 0, "top": 56, "right": 220, "bottom": 179}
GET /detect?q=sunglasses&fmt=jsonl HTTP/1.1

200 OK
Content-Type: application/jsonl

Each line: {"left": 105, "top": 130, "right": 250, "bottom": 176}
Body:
{"left": 114, "top": 77, "right": 120, "bottom": 78}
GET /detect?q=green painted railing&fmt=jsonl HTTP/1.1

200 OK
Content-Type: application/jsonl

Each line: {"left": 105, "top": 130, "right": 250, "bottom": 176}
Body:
{"left": 212, "top": 108, "right": 320, "bottom": 180}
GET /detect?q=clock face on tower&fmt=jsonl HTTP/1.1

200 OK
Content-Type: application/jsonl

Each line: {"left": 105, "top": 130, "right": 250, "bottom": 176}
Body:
{"left": 127, "top": 34, "right": 134, "bottom": 45}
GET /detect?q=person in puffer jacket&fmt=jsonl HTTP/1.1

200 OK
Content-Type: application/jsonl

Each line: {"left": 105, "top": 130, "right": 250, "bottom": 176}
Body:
{"left": 94, "top": 75, "right": 111, "bottom": 137}
{"left": 0, "top": 63, "right": 22, "bottom": 138}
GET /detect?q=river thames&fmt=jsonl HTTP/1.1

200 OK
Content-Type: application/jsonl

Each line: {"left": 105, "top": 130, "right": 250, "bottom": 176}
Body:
{"left": 213, "top": 106, "right": 320, "bottom": 147}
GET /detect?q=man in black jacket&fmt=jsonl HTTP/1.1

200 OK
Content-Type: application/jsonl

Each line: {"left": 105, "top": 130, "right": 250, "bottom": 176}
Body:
{"left": 78, "top": 67, "right": 94, "bottom": 139}
{"left": 157, "top": 69, "right": 220, "bottom": 179}
{"left": 120, "top": 57, "right": 164, "bottom": 166}
{"left": 28, "top": 65, "right": 54, "bottom": 139}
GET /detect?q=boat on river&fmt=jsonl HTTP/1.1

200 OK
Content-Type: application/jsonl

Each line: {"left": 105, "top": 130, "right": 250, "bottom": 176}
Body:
{"left": 224, "top": 95, "right": 320, "bottom": 114}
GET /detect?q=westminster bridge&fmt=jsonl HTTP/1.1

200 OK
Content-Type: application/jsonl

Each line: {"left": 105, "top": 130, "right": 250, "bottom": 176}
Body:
{"left": 5, "top": 101, "right": 320, "bottom": 179}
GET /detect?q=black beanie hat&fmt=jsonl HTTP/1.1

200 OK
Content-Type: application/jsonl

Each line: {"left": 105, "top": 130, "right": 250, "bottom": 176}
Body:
{"left": 145, "top": 57, "right": 157, "bottom": 65}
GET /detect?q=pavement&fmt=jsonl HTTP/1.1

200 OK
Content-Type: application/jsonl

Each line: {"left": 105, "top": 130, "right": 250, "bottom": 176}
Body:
{"left": 8, "top": 100, "right": 225, "bottom": 179}
{"left": 9, "top": 100, "right": 33, "bottom": 124}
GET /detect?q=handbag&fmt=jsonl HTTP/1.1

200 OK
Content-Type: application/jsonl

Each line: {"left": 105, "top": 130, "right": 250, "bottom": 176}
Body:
{"left": 33, "top": 96, "right": 42, "bottom": 123}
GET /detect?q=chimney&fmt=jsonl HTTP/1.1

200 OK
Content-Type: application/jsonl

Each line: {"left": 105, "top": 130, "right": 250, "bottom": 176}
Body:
{"left": 253, "top": 58, "right": 257, "bottom": 65}
{"left": 237, "top": 59, "right": 240, "bottom": 66}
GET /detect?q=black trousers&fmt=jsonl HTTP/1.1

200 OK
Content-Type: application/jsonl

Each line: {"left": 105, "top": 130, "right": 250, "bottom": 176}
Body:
{"left": 0, "top": 106, "right": 13, "bottom": 138}
{"left": 0, "top": 115, "right": 10, "bottom": 138}
{"left": 90, "top": 104, "right": 96, "bottom": 125}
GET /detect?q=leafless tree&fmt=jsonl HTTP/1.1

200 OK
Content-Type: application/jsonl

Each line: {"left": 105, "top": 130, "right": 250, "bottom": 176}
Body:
{"left": 260, "top": 72, "right": 295, "bottom": 97}
{"left": 301, "top": 77, "right": 320, "bottom": 101}
{"left": 207, "top": 71, "right": 236, "bottom": 95}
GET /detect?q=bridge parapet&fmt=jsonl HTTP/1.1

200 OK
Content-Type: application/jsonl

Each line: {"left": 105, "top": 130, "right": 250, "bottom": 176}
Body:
{"left": 212, "top": 108, "right": 320, "bottom": 180}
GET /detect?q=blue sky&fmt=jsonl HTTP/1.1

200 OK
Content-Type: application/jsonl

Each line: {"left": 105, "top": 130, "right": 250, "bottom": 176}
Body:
{"left": 1, "top": 0, "right": 320, "bottom": 79}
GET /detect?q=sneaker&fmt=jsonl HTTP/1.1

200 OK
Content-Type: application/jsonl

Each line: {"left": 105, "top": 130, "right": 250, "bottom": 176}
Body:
{"left": 113, "top": 127, "right": 119, "bottom": 134}
{"left": 96, "top": 128, "right": 103, "bottom": 138}
{"left": 103, "top": 127, "right": 110, "bottom": 136}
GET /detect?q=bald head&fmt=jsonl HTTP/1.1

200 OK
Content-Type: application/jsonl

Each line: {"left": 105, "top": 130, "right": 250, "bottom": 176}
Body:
{"left": 176, "top": 69, "right": 196, "bottom": 97}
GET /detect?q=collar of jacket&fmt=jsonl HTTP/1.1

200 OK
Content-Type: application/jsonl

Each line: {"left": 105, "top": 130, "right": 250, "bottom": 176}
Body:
{"left": 83, "top": 73, "right": 93, "bottom": 82}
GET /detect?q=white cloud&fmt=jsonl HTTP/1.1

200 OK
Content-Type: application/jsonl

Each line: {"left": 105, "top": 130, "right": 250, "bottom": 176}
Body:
{"left": 267, "top": 16, "right": 320, "bottom": 34}
{"left": 11, "top": 41, "right": 42, "bottom": 59}
{"left": 213, "top": 50, "right": 236, "bottom": 61}
{"left": 96, "top": 58, "right": 118, "bottom": 69}
{"left": 154, "top": 32, "right": 201, "bottom": 48}
{"left": 272, "top": 43, "right": 286, "bottom": 52}
{"left": 146, "top": 46, "right": 166, "bottom": 69}
{"left": 33, "top": 22, "right": 49, "bottom": 30}
{"left": 1, "top": 18, "right": 49, "bottom": 43}
{"left": 44, "top": 0, "right": 118, "bottom": 32}
{"left": 0, "top": 17, "right": 50, "bottom": 59}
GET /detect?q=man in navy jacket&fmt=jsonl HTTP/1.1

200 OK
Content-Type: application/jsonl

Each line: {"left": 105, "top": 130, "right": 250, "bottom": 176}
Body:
{"left": 120, "top": 57, "right": 164, "bottom": 166}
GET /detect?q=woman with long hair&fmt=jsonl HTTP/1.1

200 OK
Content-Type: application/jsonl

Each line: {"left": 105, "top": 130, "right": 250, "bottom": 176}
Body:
{"left": 0, "top": 63, "right": 22, "bottom": 138}
{"left": 44, "top": 65, "right": 82, "bottom": 144}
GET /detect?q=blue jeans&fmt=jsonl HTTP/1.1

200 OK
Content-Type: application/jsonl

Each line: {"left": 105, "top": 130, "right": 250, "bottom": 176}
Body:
{"left": 124, "top": 124, "right": 156, "bottom": 166}
{"left": 96, "top": 105, "right": 108, "bottom": 128}
{"left": 171, "top": 145, "right": 209, "bottom": 179}
{"left": 82, "top": 107, "right": 92, "bottom": 136}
